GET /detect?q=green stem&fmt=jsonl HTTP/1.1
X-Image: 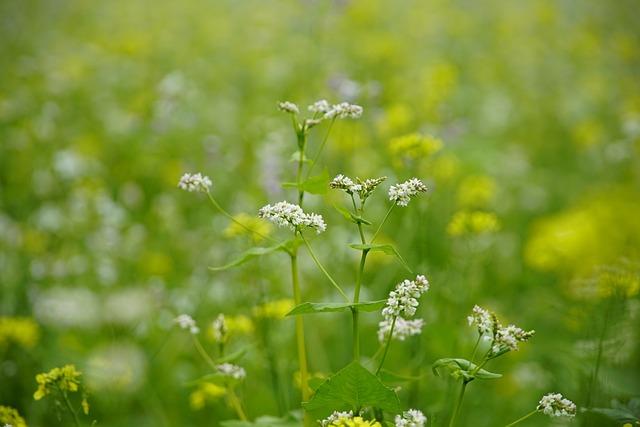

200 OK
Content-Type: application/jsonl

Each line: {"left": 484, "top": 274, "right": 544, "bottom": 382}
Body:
{"left": 192, "top": 335, "right": 217, "bottom": 371}
{"left": 299, "top": 233, "right": 349, "bottom": 301}
{"left": 371, "top": 203, "right": 395, "bottom": 242}
{"left": 60, "top": 388, "right": 82, "bottom": 427}
{"left": 351, "top": 195, "right": 368, "bottom": 361}
{"left": 227, "top": 386, "right": 249, "bottom": 421}
{"left": 206, "top": 191, "right": 277, "bottom": 244}
{"left": 504, "top": 410, "right": 537, "bottom": 427}
{"left": 470, "top": 334, "right": 482, "bottom": 363}
{"left": 296, "top": 132, "right": 306, "bottom": 205}
{"left": 376, "top": 316, "right": 397, "bottom": 375}
{"left": 448, "top": 380, "right": 469, "bottom": 427}
{"left": 291, "top": 254, "right": 312, "bottom": 427}
{"left": 305, "top": 117, "right": 336, "bottom": 180}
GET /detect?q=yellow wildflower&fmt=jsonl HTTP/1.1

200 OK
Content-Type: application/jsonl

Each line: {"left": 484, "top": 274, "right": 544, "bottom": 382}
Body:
{"left": 329, "top": 416, "right": 381, "bottom": 427}
{"left": 447, "top": 210, "right": 500, "bottom": 236}
{"left": 388, "top": 133, "right": 442, "bottom": 166}
{"left": 456, "top": 175, "right": 496, "bottom": 208}
{"left": 252, "top": 299, "right": 295, "bottom": 319}
{"left": 34, "top": 364, "right": 83, "bottom": 400}
{"left": 189, "top": 382, "right": 226, "bottom": 410}
{"left": 224, "top": 213, "right": 273, "bottom": 243}
{"left": 0, "top": 317, "right": 39, "bottom": 349}
{"left": 0, "top": 405, "right": 27, "bottom": 427}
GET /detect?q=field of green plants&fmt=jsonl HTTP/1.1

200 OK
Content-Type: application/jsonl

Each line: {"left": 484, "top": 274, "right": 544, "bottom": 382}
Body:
{"left": 1, "top": 0, "right": 639, "bottom": 426}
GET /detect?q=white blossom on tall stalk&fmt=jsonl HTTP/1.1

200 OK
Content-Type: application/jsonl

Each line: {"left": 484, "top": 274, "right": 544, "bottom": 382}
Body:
{"left": 330, "top": 174, "right": 387, "bottom": 201}
{"left": 394, "top": 409, "right": 427, "bottom": 427}
{"left": 378, "top": 317, "right": 424, "bottom": 342}
{"left": 467, "top": 305, "right": 494, "bottom": 335}
{"left": 278, "top": 101, "right": 299, "bottom": 114}
{"left": 381, "top": 275, "right": 430, "bottom": 319}
{"left": 324, "top": 102, "right": 363, "bottom": 119}
{"left": 491, "top": 323, "right": 535, "bottom": 354}
{"left": 174, "top": 314, "right": 199, "bottom": 334}
{"left": 537, "top": 393, "right": 577, "bottom": 418}
{"left": 388, "top": 178, "right": 428, "bottom": 207}
{"left": 178, "top": 173, "right": 212, "bottom": 193}
{"left": 212, "top": 314, "right": 227, "bottom": 343}
{"left": 258, "top": 201, "right": 326, "bottom": 234}
{"left": 320, "top": 411, "right": 354, "bottom": 427}
{"left": 216, "top": 363, "right": 246, "bottom": 380}
{"left": 308, "top": 99, "right": 332, "bottom": 114}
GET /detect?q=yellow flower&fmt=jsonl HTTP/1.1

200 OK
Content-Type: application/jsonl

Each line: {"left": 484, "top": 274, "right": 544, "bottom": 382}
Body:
{"left": 447, "top": 210, "right": 500, "bottom": 236}
{"left": 329, "top": 416, "right": 381, "bottom": 427}
{"left": 388, "top": 133, "right": 442, "bottom": 166}
{"left": 189, "top": 382, "right": 226, "bottom": 410}
{"left": 0, "top": 317, "right": 39, "bottom": 349}
{"left": 34, "top": 364, "right": 83, "bottom": 401}
{"left": 456, "top": 175, "right": 496, "bottom": 208}
{"left": 252, "top": 299, "right": 295, "bottom": 319}
{"left": 0, "top": 405, "right": 27, "bottom": 427}
{"left": 224, "top": 213, "right": 273, "bottom": 243}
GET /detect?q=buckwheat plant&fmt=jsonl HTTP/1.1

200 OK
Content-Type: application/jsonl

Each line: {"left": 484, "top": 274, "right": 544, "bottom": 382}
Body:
{"left": 178, "top": 100, "right": 435, "bottom": 425}
{"left": 433, "top": 305, "right": 541, "bottom": 427}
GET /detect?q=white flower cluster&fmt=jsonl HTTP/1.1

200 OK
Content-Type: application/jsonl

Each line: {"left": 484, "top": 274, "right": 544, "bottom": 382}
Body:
{"left": 537, "top": 393, "right": 577, "bottom": 418}
{"left": 377, "top": 317, "right": 424, "bottom": 343}
{"left": 216, "top": 363, "right": 246, "bottom": 380}
{"left": 394, "top": 409, "right": 427, "bottom": 427}
{"left": 467, "top": 305, "right": 494, "bottom": 335}
{"left": 178, "top": 173, "right": 212, "bottom": 193}
{"left": 308, "top": 99, "right": 332, "bottom": 114}
{"left": 324, "top": 102, "right": 363, "bottom": 119}
{"left": 491, "top": 323, "right": 535, "bottom": 354}
{"left": 320, "top": 411, "right": 353, "bottom": 427}
{"left": 258, "top": 201, "right": 326, "bottom": 234}
{"left": 278, "top": 101, "right": 300, "bottom": 114}
{"left": 174, "top": 314, "right": 199, "bottom": 334}
{"left": 212, "top": 314, "right": 227, "bottom": 343}
{"left": 330, "top": 174, "right": 387, "bottom": 200}
{"left": 378, "top": 275, "right": 429, "bottom": 342}
{"left": 388, "top": 178, "right": 428, "bottom": 207}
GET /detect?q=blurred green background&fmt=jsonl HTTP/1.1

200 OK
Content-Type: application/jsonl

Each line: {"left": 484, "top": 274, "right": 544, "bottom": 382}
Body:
{"left": 1, "top": 0, "right": 639, "bottom": 426}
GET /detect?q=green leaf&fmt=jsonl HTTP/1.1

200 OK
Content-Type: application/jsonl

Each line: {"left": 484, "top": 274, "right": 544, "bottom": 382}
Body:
{"left": 432, "top": 358, "right": 502, "bottom": 382}
{"left": 216, "top": 346, "right": 250, "bottom": 364}
{"left": 286, "top": 300, "right": 386, "bottom": 316}
{"left": 302, "top": 169, "right": 330, "bottom": 195}
{"left": 333, "top": 204, "right": 354, "bottom": 222}
{"left": 304, "top": 361, "right": 401, "bottom": 418}
{"left": 308, "top": 377, "right": 325, "bottom": 391}
{"left": 349, "top": 243, "right": 412, "bottom": 272}
{"left": 208, "top": 243, "right": 285, "bottom": 271}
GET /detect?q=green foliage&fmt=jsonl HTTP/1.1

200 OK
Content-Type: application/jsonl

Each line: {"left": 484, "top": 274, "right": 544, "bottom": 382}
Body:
{"left": 304, "top": 361, "right": 401, "bottom": 418}
{"left": 349, "top": 243, "right": 412, "bottom": 272}
{"left": 285, "top": 300, "right": 386, "bottom": 316}
{"left": 432, "top": 358, "right": 502, "bottom": 382}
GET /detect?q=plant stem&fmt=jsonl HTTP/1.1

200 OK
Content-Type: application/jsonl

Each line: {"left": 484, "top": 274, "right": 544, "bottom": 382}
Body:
{"left": 448, "top": 380, "right": 469, "bottom": 427}
{"left": 227, "top": 386, "right": 249, "bottom": 421}
{"left": 305, "top": 117, "right": 336, "bottom": 180}
{"left": 60, "top": 388, "right": 82, "bottom": 427}
{"left": 296, "top": 132, "right": 306, "bottom": 205}
{"left": 299, "top": 233, "right": 349, "bottom": 301}
{"left": 371, "top": 203, "right": 395, "bottom": 242}
{"left": 470, "top": 334, "right": 482, "bottom": 362}
{"left": 351, "top": 195, "right": 369, "bottom": 361}
{"left": 206, "top": 191, "right": 277, "bottom": 244}
{"left": 291, "top": 254, "right": 312, "bottom": 427}
{"left": 192, "top": 335, "right": 217, "bottom": 370}
{"left": 376, "top": 316, "right": 397, "bottom": 375}
{"left": 504, "top": 410, "right": 537, "bottom": 427}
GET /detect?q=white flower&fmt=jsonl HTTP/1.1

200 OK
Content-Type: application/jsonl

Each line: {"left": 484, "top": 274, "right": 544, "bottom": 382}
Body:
{"left": 394, "top": 409, "right": 427, "bottom": 427}
{"left": 174, "top": 314, "right": 199, "bottom": 334}
{"left": 381, "top": 275, "right": 430, "bottom": 319}
{"left": 320, "top": 411, "right": 353, "bottom": 426}
{"left": 378, "top": 317, "right": 424, "bottom": 342}
{"left": 491, "top": 323, "right": 535, "bottom": 354}
{"left": 308, "top": 99, "right": 332, "bottom": 114}
{"left": 178, "top": 173, "right": 212, "bottom": 193}
{"left": 537, "top": 393, "right": 577, "bottom": 418}
{"left": 330, "top": 174, "right": 361, "bottom": 194}
{"left": 216, "top": 363, "right": 246, "bottom": 380}
{"left": 278, "top": 101, "right": 299, "bottom": 114}
{"left": 212, "top": 314, "right": 227, "bottom": 343}
{"left": 467, "top": 305, "right": 494, "bottom": 335}
{"left": 324, "top": 102, "right": 363, "bottom": 119}
{"left": 258, "top": 201, "right": 326, "bottom": 234}
{"left": 388, "top": 178, "right": 427, "bottom": 207}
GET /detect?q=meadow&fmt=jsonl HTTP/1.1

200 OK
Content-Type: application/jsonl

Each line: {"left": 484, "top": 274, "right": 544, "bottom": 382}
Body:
{"left": 1, "top": 0, "right": 639, "bottom": 426}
